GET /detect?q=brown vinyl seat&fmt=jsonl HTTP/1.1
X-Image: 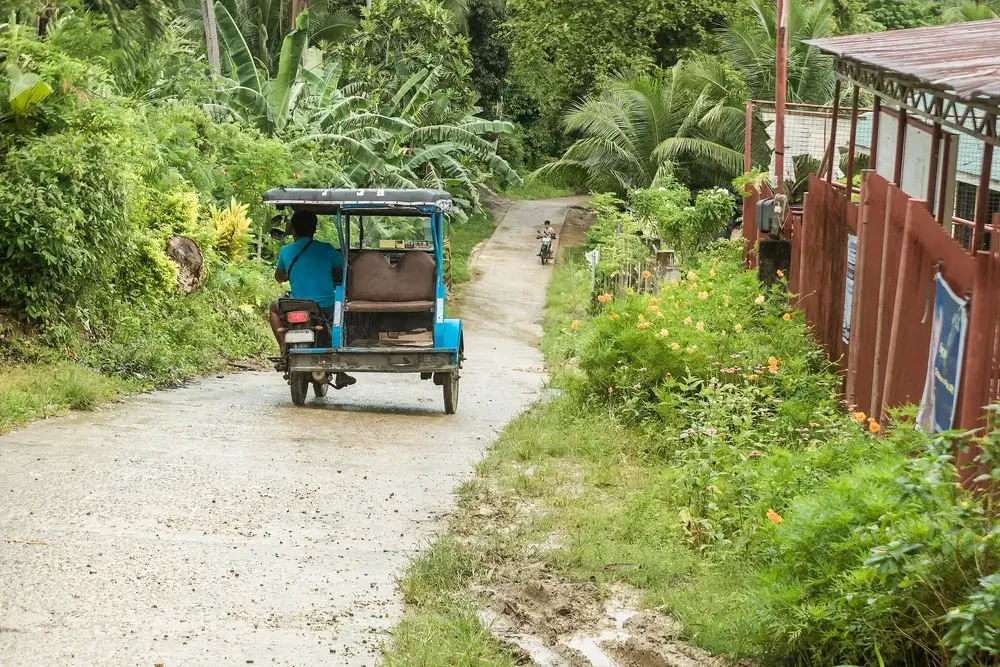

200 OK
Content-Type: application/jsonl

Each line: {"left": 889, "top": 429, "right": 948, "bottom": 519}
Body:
{"left": 345, "top": 250, "right": 436, "bottom": 313}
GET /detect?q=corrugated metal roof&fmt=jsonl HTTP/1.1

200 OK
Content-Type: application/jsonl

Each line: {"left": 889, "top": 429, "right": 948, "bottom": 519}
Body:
{"left": 806, "top": 20, "right": 1000, "bottom": 103}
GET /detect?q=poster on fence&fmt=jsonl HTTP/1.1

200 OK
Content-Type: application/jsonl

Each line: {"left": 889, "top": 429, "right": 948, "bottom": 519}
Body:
{"left": 842, "top": 234, "right": 857, "bottom": 344}
{"left": 916, "top": 273, "right": 969, "bottom": 433}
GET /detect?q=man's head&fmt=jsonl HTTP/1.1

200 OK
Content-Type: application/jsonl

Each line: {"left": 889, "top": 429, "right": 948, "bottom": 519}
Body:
{"left": 290, "top": 210, "right": 318, "bottom": 239}
{"left": 543, "top": 220, "right": 551, "bottom": 228}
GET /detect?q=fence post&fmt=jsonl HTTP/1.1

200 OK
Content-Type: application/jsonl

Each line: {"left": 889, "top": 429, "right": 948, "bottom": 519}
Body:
{"left": 956, "top": 251, "right": 1000, "bottom": 486}
{"left": 846, "top": 171, "right": 870, "bottom": 408}
{"left": 881, "top": 200, "right": 920, "bottom": 418}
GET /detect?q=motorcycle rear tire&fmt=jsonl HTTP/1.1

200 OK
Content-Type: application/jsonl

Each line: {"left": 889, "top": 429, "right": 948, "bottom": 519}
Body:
{"left": 290, "top": 372, "right": 309, "bottom": 406}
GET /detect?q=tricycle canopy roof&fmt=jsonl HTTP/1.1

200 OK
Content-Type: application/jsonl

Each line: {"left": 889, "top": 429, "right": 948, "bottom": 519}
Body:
{"left": 264, "top": 188, "right": 453, "bottom": 217}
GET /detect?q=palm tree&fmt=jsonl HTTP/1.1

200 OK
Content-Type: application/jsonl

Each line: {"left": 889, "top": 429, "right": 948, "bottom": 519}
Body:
{"left": 942, "top": 0, "right": 999, "bottom": 21}
{"left": 530, "top": 65, "right": 752, "bottom": 195}
{"left": 722, "top": 0, "right": 836, "bottom": 104}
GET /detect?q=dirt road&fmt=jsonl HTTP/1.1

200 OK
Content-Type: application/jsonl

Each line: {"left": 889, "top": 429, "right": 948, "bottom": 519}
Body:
{"left": 0, "top": 198, "right": 584, "bottom": 667}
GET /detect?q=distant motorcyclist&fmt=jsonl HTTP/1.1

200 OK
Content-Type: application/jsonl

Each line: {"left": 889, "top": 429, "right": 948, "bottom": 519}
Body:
{"left": 537, "top": 220, "right": 556, "bottom": 253}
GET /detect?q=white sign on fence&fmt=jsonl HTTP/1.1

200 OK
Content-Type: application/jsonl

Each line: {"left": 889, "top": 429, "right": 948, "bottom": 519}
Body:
{"left": 842, "top": 234, "right": 857, "bottom": 345}
{"left": 585, "top": 249, "right": 600, "bottom": 291}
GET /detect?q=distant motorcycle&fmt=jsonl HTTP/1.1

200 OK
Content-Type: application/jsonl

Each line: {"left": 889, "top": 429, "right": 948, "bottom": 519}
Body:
{"left": 537, "top": 234, "right": 555, "bottom": 265}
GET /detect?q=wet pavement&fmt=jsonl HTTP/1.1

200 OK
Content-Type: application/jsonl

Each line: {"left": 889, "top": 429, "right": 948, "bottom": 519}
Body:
{"left": 0, "top": 198, "right": 585, "bottom": 667}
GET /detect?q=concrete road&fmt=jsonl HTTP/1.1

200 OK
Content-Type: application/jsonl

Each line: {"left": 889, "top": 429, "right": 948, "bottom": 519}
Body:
{"left": 0, "top": 198, "right": 583, "bottom": 667}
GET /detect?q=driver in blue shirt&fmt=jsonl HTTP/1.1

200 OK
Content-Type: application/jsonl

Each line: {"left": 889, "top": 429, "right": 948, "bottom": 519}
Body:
{"left": 270, "top": 210, "right": 356, "bottom": 388}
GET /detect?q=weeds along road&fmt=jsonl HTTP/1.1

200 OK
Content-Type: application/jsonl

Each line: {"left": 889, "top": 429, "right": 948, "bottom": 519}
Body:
{"left": 0, "top": 197, "right": 586, "bottom": 667}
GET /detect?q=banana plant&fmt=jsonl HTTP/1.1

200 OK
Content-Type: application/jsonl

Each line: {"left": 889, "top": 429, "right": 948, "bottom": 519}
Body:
{"left": 213, "top": 5, "right": 309, "bottom": 135}
{"left": 1, "top": 64, "right": 53, "bottom": 130}
{"left": 292, "top": 67, "right": 521, "bottom": 222}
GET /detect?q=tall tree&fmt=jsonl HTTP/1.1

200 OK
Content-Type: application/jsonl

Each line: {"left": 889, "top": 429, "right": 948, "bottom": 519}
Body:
{"left": 532, "top": 65, "right": 760, "bottom": 194}
{"left": 722, "top": 0, "right": 837, "bottom": 104}
{"left": 201, "top": 0, "right": 221, "bottom": 74}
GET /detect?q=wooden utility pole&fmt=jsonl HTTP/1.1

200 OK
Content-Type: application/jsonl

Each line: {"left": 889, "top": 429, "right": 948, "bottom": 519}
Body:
{"left": 200, "top": 0, "right": 221, "bottom": 75}
{"left": 774, "top": 0, "right": 789, "bottom": 194}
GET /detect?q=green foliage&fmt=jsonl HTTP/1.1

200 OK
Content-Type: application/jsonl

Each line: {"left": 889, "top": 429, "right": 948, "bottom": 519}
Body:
{"left": 533, "top": 65, "right": 756, "bottom": 194}
{"left": 504, "top": 0, "right": 740, "bottom": 161}
{"left": 862, "top": 0, "right": 946, "bottom": 29}
{"left": 723, "top": 0, "right": 837, "bottom": 104}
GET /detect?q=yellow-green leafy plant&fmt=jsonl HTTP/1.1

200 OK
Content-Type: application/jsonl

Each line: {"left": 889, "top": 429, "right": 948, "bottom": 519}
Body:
{"left": 210, "top": 198, "right": 251, "bottom": 262}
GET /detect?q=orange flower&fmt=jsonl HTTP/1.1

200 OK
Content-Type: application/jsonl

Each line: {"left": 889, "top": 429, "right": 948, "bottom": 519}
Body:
{"left": 647, "top": 304, "right": 661, "bottom": 313}
{"left": 783, "top": 313, "right": 792, "bottom": 321}
{"left": 571, "top": 320, "right": 579, "bottom": 330}
{"left": 658, "top": 329, "right": 670, "bottom": 337}
{"left": 776, "top": 269, "right": 785, "bottom": 278}
{"left": 609, "top": 313, "right": 620, "bottom": 321}
{"left": 671, "top": 343, "right": 681, "bottom": 351}
{"left": 641, "top": 270, "right": 652, "bottom": 279}
{"left": 687, "top": 271, "right": 698, "bottom": 281}
{"left": 597, "top": 293, "right": 612, "bottom": 304}
{"left": 748, "top": 374, "right": 759, "bottom": 381}
{"left": 854, "top": 411, "right": 867, "bottom": 423}
{"left": 723, "top": 295, "right": 730, "bottom": 307}
{"left": 698, "top": 291, "right": 709, "bottom": 301}
{"left": 767, "top": 357, "right": 779, "bottom": 373}
{"left": 695, "top": 321, "right": 705, "bottom": 332}
{"left": 608, "top": 386, "right": 614, "bottom": 394}
{"left": 649, "top": 297, "right": 660, "bottom": 305}
{"left": 766, "top": 509, "right": 783, "bottom": 525}
{"left": 637, "top": 321, "right": 651, "bottom": 330}
{"left": 709, "top": 268, "right": 717, "bottom": 278}
{"left": 684, "top": 316, "right": 693, "bottom": 326}
{"left": 748, "top": 449, "right": 762, "bottom": 457}
{"left": 868, "top": 420, "right": 881, "bottom": 434}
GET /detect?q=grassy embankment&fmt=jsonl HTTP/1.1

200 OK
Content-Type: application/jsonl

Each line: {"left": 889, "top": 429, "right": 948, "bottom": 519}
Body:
{"left": 0, "top": 213, "right": 498, "bottom": 436}
{"left": 383, "top": 220, "right": 997, "bottom": 666}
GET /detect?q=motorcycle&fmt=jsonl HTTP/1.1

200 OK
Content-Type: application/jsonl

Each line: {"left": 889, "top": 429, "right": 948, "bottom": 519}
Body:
{"left": 537, "top": 233, "right": 555, "bottom": 265}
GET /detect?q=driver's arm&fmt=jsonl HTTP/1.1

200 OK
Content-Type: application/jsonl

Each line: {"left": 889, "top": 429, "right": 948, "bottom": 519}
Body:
{"left": 275, "top": 247, "right": 289, "bottom": 283}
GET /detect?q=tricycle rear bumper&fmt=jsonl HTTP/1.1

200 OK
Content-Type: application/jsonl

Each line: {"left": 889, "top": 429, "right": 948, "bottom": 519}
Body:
{"left": 287, "top": 347, "right": 459, "bottom": 373}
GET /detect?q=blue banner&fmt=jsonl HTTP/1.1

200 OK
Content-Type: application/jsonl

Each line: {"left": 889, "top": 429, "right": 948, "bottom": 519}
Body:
{"left": 917, "top": 273, "right": 969, "bottom": 434}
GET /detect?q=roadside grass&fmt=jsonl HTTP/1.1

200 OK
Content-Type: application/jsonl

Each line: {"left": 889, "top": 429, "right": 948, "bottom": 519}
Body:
{"left": 0, "top": 361, "right": 131, "bottom": 434}
{"left": 499, "top": 181, "right": 579, "bottom": 201}
{"left": 448, "top": 211, "right": 496, "bottom": 286}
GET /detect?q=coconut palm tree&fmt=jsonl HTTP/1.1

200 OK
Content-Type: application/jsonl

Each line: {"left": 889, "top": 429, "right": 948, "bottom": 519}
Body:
{"left": 530, "top": 65, "right": 754, "bottom": 195}
{"left": 942, "top": 0, "right": 999, "bottom": 22}
{"left": 722, "top": 0, "right": 837, "bottom": 104}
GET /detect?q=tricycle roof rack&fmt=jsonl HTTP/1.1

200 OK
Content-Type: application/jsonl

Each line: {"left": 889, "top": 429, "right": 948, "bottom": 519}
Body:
{"left": 263, "top": 187, "right": 453, "bottom": 216}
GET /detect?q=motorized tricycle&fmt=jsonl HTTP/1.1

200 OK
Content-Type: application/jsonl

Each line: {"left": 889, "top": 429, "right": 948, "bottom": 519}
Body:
{"left": 264, "top": 188, "right": 464, "bottom": 414}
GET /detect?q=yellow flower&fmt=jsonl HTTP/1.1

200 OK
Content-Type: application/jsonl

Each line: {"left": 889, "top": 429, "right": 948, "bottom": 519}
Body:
{"left": 723, "top": 295, "right": 730, "bottom": 307}
{"left": 658, "top": 329, "right": 670, "bottom": 337}
{"left": 734, "top": 323, "right": 743, "bottom": 333}
{"left": 649, "top": 297, "right": 660, "bottom": 305}
{"left": 687, "top": 271, "right": 698, "bottom": 281}
{"left": 754, "top": 295, "right": 766, "bottom": 306}
{"left": 688, "top": 282, "right": 697, "bottom": 291}
{"left": 609, "top": 313, "right": 620, "bottom": 321}
{"left": 868, "top": 420, "right": 881, "bottom": 434}
{"left": 684, "top": 316, "right": 693, "bottom": 326}
{"left": 695, "top": 321, "right": 705, "bottom": 332}
{"left": 782, "top": 313, "right": 792, "bottom": 321}
{"left": 766, "top": 509, "right": 783, "bottom": 525}
{"left": 669, "top": 279, "right": 681, "bottom": 288}
{"left": 655, "top": 311, "right": 664, "bottom": 319}
{"left": 698, "top": 291, "right": 709, "bottom": 301}
{"left": 709, "top": 268, "right": 716, "bottom": 277}
{"left": 571, "top": 320, "right": 579, "bottom": 330}
{"left": 854, "top": 411, "right": 867, "bottom": 423}
{"left": 637, "top": 321, "right": 651, "bottom": 330}
{"left": 748, "top": 374, "right": 759, "bottom": 381}
{"left": 641, "top": 270, "right": 652, "bottom": 279}
{"left": 674, "top": 301, "right": 681, "bottom": 309}
{"left": 686, "top": 346, "right": 696, "bottom": 355}
{"left": 671, "top": 343, "right": 681, "bottom": 351}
